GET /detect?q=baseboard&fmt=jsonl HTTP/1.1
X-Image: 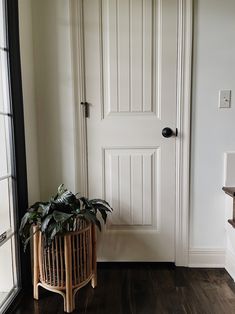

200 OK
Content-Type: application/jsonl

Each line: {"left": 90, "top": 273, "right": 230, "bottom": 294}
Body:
{"left": 225, "top": 249, "right": 235, "bottom": 281}
{"left": 188, "top": 248, "right": 225, "bottom": 267}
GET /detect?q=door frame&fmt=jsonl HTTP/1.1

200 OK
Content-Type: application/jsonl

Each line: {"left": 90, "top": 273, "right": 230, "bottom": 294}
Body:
{"left": 70, "top": 0, "right": 193, "bottom": 266}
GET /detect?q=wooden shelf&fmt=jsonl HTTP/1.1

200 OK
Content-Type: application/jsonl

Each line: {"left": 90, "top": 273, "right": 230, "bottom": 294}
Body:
{"left": 223, "top": 187, "right": 235, "bottom": 228}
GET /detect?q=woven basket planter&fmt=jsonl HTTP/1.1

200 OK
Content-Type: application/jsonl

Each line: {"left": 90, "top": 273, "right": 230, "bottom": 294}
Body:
{"left": 33, "top": 219, "right": 97, "bottom": 313}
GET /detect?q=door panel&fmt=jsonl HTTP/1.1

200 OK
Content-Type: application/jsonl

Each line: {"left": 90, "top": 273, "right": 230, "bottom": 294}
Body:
{"left": 84, "top": 0, "right": 178, "bottom": 261}
{"left": 104, "top": 147, "right": 157, "bottom": 227}
{"left": 102, "top": 0, "right": 155, "bottom": 115}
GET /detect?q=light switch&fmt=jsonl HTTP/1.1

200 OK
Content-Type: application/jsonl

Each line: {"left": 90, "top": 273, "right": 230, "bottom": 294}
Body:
{"left": 219, "top": 90, "right": 231, "bottom": 108}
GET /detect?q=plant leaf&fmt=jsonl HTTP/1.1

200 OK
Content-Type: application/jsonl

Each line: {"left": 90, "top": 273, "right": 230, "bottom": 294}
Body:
{"left": 89, "top": 199, "right": 113, "bottom": 211}
{"left": 19, "top": 212, "right": 30, "bottom": 234}
{"left": 58, "top": 184, "right": 66, "bottom": 196}
{"left": 79, "top": 197, "right": 90, "bottom": 207}
{"left": 19, "top": 184, "right": 113, "bottom": 250}
{"left": 23, "top": 228, "right": 39, "bottom": 252}
{"left": 40, "top": 203, "right": 52, "bottom": 217}
{"left": 53, "top": 210, "right": 73, "bottom": 223}
{"left": 50, "top": 223, "right": 62, "bottom": 239}
{"left": 29, "top": 201, "right": 48, "bottom": 212}
{"left": 83, "top": 211, "right": 101, "bottom": 231}
{"left": 41, "top": 214, "right": 53, "bottom": 233}
{"left": 55, "top": 190, "right": 76, "bottom": 205}
{"left": 96, "top": 207, "right": 107, "bottom": 223}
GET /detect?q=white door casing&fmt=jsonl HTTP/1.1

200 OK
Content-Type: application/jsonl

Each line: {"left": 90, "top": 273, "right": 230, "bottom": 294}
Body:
{"left": 70, "top": 0, "right": 192, "bottom": 265}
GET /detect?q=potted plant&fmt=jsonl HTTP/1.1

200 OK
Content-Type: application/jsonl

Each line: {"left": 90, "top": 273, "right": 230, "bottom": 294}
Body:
{"left": 19, "top": 184, "right": 112, "bottom": 313}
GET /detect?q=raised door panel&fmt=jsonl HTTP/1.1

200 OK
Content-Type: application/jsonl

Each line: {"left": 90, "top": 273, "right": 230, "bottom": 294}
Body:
{"left": 102, "top": 0, "right": 160, "bottom": 117}
{"left": 104, "top": 148, "right": 159, "bottom": 229}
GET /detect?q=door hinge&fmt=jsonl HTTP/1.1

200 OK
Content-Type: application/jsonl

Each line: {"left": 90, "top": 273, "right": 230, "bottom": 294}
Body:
{"left": 80, "top": 101, "right": 89, "bottom": 118}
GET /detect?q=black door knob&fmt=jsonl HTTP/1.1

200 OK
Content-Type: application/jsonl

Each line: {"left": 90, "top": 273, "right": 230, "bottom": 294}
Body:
{"left": 162, "top": 127, "right": 174, "bottom": 138}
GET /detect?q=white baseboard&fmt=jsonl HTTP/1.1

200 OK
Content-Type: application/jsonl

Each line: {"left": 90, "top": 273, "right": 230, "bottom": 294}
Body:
{"left": 225, "top": 249, "right": 235, "bottom": 281}
{"left": 188, "top": 248, "right": 225, "bottom": 267}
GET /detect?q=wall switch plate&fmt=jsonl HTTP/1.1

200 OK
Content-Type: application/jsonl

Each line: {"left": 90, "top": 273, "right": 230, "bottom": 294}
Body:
{"left": 219, "top": 90, "right": 231, "bottom": 108}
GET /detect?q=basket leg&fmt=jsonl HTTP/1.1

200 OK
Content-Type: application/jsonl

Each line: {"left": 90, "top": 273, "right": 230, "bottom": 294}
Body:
{"left": 34, "top": 284, "right": 39, "bottom": 300}
{"left": 33, "top": 226, "right": 39, "bottom": 300}
{"left": 91, "top": 224, "right": 97, "bottom": 288}
{"left": 91, "top": 272, "right": 97, "bottom": 288}
{"left": 64, "top": 235, "right": 74, "bottom": 313}
{"left": 63, "top": 295, "right": 67, "bottom": 312}
{"left": 65, "top": 293, "right": 74, "bottom": 313}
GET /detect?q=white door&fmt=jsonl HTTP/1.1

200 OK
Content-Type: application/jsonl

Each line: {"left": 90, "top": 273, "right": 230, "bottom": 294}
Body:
{"left": 83, "top": 0, "right": 178, "bottom": 261}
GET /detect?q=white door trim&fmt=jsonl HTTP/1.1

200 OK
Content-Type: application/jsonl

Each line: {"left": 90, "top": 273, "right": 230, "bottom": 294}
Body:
{"left": 175, "top": 0, "right": 193, "bottom": 266}
{"left": 70, "top": 0, "right": 193, "bottom": 266}
{"left": 70, "top": 0, "right": 88, "bottom": 196}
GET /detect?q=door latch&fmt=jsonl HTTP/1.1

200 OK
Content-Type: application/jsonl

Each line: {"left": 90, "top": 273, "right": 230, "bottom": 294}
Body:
{"left": 80, "top": 101, "right": 89, "bottom": 118}
{"left": 0, "top": 231, "right": 6, "bottom": 244}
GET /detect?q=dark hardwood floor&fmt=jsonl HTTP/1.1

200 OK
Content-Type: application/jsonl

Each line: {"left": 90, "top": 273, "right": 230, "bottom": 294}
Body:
{"left": 10, "top": 263, "right": 235, "bottom": 314}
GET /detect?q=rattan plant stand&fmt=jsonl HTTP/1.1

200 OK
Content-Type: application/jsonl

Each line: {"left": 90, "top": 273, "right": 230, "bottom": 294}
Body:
{"left": 33, "top": 220, "right": 97, "bottom": 313}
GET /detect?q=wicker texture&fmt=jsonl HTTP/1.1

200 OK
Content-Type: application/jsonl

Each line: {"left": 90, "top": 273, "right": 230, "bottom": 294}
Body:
{"left": 33, "top": 219, "right": 97, "bottom": 313}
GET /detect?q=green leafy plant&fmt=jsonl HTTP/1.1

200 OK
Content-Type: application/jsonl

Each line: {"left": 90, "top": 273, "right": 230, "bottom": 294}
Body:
{"left": 19, "top": 184, "right": 113, "bottom": 251}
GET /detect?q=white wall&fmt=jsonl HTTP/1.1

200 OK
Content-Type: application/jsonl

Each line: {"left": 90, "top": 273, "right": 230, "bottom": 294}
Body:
{"left": 19, "top": 0, "right": 77, "bottom": 201}
{"left": 18, "top": 0, "right": 40, "bottom": 203}
{"left": 30, "top": 0, "right": 77, "bottom": 200}
{"left": 190, "top": 0, "right": 235, "bottom": 252}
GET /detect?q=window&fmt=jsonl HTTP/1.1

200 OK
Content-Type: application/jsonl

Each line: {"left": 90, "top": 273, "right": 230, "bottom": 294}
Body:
{"left": 0, "top": 0, "right": 28, "bottom": 312}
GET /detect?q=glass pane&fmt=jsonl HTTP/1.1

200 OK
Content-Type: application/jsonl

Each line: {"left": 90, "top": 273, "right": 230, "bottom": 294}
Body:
{"left": 0, "top": 179, "right": 11, "bottom": 235}
{"left": 0, "top": 50, "right": 10, "bottom": 113}
{"left": 0, "top": 239, "right": 15, "bottom": 310}
{"left": 0, "top": 115, "right": 9, "bottom": 177}
{"left": 0, "top": 0, "right": 6, "bottom": 48}
{"left": 0, "top": 52, "right": 5, "bottom": 113}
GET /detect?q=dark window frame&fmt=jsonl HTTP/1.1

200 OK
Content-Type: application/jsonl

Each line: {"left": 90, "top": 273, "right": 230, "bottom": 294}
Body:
{"left": 5, "top": 0, "right": 30, "bottom": 292}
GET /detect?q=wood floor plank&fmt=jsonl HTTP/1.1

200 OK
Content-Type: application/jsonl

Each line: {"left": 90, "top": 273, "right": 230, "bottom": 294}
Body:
{"left": 9, "top": 264, "right": 235, "bottom": 314}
